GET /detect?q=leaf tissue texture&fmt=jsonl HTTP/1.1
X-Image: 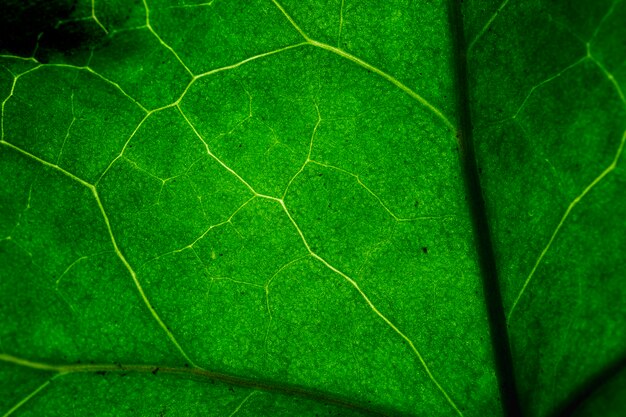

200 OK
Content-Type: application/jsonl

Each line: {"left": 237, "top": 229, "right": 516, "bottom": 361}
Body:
{"left": 464, "top": 1, "right": 626, "bottom": 416}
{"left": 0, "top": 1, "right": 624, "bottom": 416}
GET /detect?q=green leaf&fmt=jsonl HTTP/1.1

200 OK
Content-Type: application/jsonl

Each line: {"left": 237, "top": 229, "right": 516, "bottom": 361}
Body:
{"left": 465, "top": 1, "right": 626, "bottom": 416}
{"left": 0, "top": 1, "right": 624, "bottom": 416}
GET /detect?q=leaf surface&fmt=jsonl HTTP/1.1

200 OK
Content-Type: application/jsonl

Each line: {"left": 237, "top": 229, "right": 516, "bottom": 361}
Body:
{"left": 0, "top": 1, "right": 624, "bottom": 416}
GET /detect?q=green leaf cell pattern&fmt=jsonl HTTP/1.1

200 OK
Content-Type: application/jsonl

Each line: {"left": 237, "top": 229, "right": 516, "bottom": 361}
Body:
{"left": 0, "top": 0, "right": 624, "bottom": 416}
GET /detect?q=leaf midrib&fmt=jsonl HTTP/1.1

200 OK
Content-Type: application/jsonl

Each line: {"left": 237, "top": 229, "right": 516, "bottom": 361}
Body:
{"left": 447, "top": 2, "right": 522, "bottom": 417}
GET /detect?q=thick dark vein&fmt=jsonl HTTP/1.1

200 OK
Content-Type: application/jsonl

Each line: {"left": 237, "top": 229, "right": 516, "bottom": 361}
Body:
{"left": 0, "top": 354, "right": 406, "bottom": 417}
{"left": 548, "top": 353, "right": 626, "bottom": 417}
{"left": 447, "top": 1, "right": 522, "bottom": 416}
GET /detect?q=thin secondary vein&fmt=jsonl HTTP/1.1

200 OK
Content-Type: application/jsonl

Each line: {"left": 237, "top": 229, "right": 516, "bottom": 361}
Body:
{"left": 308, "top": 40, "right": 455, "bottom": 131}
{"left": 510, "top": 56, "right": 588, "bottom": 121}
{"left": 589, "top": 0, "right": 622, "bottom": 44}
{"left": 507, "top": 130, "right": 626, "bottom": 322}
{"left": 265, "top": 255, "right": 310, "bottom": 319}
{"left": 91, "top": 0, "right": 109, "bottom": 35}
{"left": 96, "top": 112, "right": 152, "bottom": 185}
{"left": 55, "top": 256, "right": 90, "bottom": 287}
{"left": 142, "top": 0, "right": 194, "bottom": 77}
{"left": 337, "top": 0, "right": 346, "bottom": 47}
{"left": 177, "top": 105, "right": 259, "bottom": 195}
{"left": 56, "top": 91, "right": 76, "bottom": 165}
{"left": 508, "top": 51, "right": 626, "bottom": 321}
{"left": 4, "top": 6, "right": 464, "bottom": 414}
{"left": 277, "top": 200, "right": 464, "bottom": 417}
{"left": 137, "top": 196, "right": 256, "bottom": 271}
{"left": 265, "top": 1, "right": 460, "bottom": 412}
{"left": 308, "top": 160, "right": 409, "bottom": 222}
{"left": 69, "top": 65, "right": 148, "bottom": 112}
{"left": 2, "top": 66, "right": 43, "bottom": 141}
{"left": 227, "top": 391, "right": 259, "bottom": 417}
{"left": 1, "top": 58, "right": 148, "bottom": 113}
{"left": 0, "top": 354, "right": 60, "bottom": 372}
{"left": 0, "top": 141, "right": 93, "bottom": 188}
{"left": 0, "top": 54, "right": 38, "bottom": 62}
{"left": 467, "top": 0, "right": 510, "bottom": 54}
{"left": 269, "top": 0, "right": 311, "bottom": 41}
{"left": 91, "top": 187, "right": 198, "bottom": 367}
{"left": 193, "top": 42, "right": 309, "bottom": 80}
{"left": 0, "top": 140, "right": 196, "bottom": 368}
{"left": 1, "top": 378, "right": 54, "bottom": 417}
{"left": 267, "top": 0, "right": 454, "bottom": 131}
{"left": 282, "top": 102, "right": 320, "bottom": 199}
{"left": 588, "top": 51, "right": 626, "bottom": 104}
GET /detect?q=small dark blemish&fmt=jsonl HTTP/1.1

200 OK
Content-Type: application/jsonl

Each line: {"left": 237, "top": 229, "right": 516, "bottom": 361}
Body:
{"left": 95, "top": 371, "right": 107, "bottom": 376}
{"left": 421, "top": 247, "right": 428, "bottom": 254}
{"left": 152, "top": 367, "right": 159, "bottom": 375}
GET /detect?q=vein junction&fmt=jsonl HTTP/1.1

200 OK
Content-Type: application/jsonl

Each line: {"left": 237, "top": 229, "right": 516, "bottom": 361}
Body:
{"left": 0, "top": 1, "right": 462, "bottom": 415}
{"left": 461, "top": 0, "right": 626, "bottom": 322}
{"left": 506, "top": 16, "right": 626, "bottom": 322}
{"left": 0, "top": 353, "right": 385, "bottom": 417}
{"left": 268, "top": 0, "right": 454, "bottom": 131}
